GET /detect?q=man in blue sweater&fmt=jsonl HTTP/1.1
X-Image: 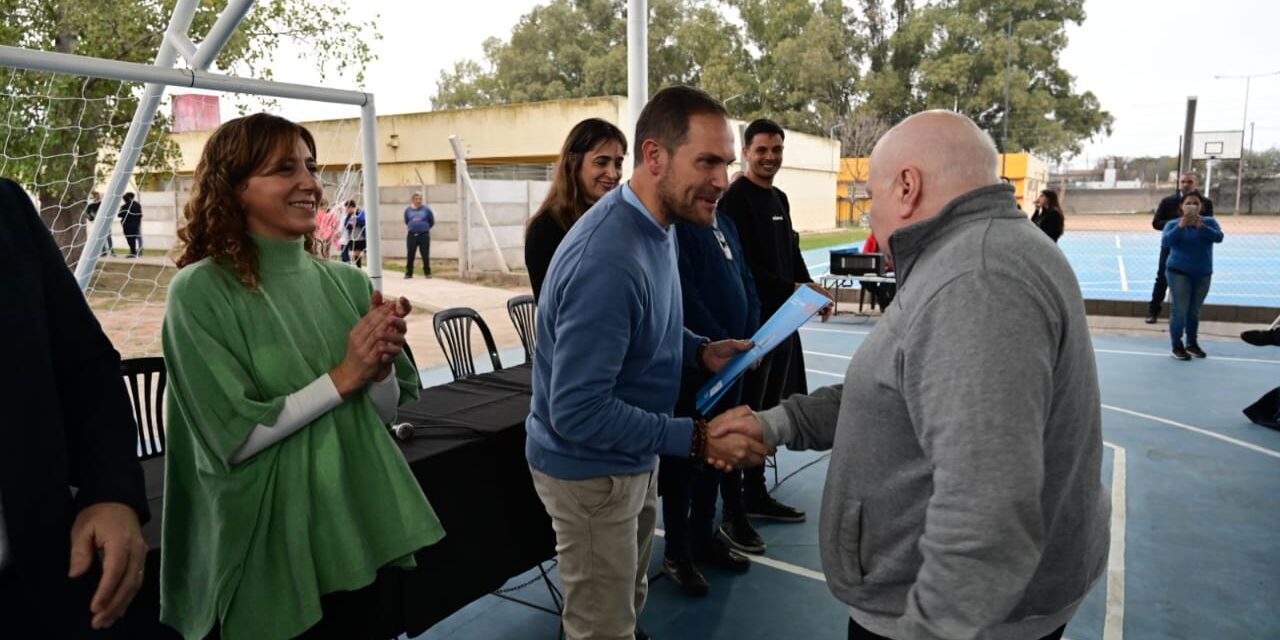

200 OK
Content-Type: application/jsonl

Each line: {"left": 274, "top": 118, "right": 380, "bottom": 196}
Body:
{"left": 526, "top": 86, "right": 767, "bottom": 640}
{"left": 403, "top": 192, "right": 434, "bottom": 278}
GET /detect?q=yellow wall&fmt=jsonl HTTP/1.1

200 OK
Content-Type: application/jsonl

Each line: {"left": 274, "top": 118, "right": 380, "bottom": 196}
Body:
{"left": 166, "top": 95, "right": 840, "bottom": 229}
{"left": 169, "top": 96, "right": 629, "bottom": 188}
{"left": 997, "top": 153, "right": 1050, "bottom": 213}
{"left": 836, "top": 153, "right": 1050, "bottom": 222}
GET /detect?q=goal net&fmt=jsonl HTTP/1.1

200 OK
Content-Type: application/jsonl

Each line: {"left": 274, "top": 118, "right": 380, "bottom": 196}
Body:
{"left": 0, "top": 65, "right": 369, "bottom": 359}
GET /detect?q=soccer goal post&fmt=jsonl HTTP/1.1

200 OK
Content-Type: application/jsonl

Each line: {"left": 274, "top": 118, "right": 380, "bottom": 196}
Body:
{"left": 0, "top": 43, "right": 386, "bottom": 288}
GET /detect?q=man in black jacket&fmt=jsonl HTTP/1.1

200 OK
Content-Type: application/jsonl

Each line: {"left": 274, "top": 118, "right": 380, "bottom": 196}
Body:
{"left": 117, "top": 191, "right": 144, "bottom": 257}
{"left": 0, "top": 177, "right": 150, "bottom": 636}
{"left": 718, "top": 119, "right": 831, "bottom": 553}
{"left": 1147, "top": 172, "right": 1214, "bottom": 322}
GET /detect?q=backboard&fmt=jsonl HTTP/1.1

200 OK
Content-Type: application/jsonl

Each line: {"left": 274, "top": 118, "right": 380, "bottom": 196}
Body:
{"left": 1191, "top": 130, "right": 1244, "bottom": 160}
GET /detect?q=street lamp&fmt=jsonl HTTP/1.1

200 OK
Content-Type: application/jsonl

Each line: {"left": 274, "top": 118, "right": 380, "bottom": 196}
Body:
{"left": 1213, "top": 69, "right": 1280, "bottom": 212}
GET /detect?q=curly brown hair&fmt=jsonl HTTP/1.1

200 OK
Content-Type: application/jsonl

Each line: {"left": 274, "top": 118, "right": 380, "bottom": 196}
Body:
{"left": 176, "top": 113, "right": 318, "bottom": 289}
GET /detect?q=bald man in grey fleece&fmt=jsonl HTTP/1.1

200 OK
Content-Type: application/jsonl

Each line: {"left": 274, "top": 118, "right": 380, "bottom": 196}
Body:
{"left": 708, "top": 111, "right": 1110, "bottom": 640}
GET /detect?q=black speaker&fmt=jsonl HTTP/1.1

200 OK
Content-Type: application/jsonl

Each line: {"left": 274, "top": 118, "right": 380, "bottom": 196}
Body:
{"left": 830, "top": 249, "right": 884, "bottom": 276}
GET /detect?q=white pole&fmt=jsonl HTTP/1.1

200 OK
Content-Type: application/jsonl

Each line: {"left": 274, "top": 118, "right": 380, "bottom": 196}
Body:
{"left": 448, "top": 135, "right": 471, "bottom": 276}
{"left": 460, "top": 172, "right": 511, "bottom": 274}
{"left": 1205, "top": 158, "right": 1213, "bottom": 201}
{"left": 189, "top": 0, "right": 256, "bottom": 69}
{"left": 361, "top": 98, "right": 383, "bottom": 291}
{"left": 0, "top": 46, "right": 367, "bottom": 106}
{"left": 72, "top": 0, "right": 200, "bottom": 289}
{"left": 627, "top": 0, "right": 648, "bottom": 141}
{"left": 1233, "top": 76, "right": 1250, "bottom": 214}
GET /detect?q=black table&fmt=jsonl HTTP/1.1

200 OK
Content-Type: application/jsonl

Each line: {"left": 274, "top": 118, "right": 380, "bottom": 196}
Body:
{"left": 124, "top": 365, "right": 556, "bottom": 638}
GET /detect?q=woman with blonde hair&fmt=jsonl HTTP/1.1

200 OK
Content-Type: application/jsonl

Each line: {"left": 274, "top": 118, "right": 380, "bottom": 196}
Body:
{"left": 524, "top": 117, "right": 627, "bottom": 300}
{"left": 161, "top": 113, "right": 443, "bottom": 639}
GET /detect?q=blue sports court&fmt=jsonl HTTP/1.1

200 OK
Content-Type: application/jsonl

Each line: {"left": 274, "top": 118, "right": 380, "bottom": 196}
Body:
{"left": 803, "top": 233, "right": 1280, "bottom": 309}
{"left": 411, "top": 314, "right": 1280, "bottom": 640}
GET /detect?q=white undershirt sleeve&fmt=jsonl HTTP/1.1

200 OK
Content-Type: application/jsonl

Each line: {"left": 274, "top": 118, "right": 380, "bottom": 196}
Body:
{"left": 367, "top": 368, "right": 402, "bottom": 425}
{"left": 229, "top": 369, "right": 403, "bottom": 465}
{"left": 229, "top": 374, "right": 343, "bottom": 464}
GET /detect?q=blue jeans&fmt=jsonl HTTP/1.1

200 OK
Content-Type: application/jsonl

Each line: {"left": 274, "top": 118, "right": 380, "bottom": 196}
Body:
{"left": 1167, "top": 270, "right": 1211, "bottom": 349}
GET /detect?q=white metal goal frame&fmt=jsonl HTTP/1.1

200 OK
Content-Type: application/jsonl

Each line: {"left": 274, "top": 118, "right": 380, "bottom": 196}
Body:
{"left": 0, "top": 0, "right": 388, "bottom": 290}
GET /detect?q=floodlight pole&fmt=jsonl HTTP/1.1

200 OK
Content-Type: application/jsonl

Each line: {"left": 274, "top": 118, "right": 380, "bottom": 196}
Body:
{"left": 1180, "top": 97, "right": 1197, "bottom": 175}
{"left": 1214, "top": 70, "right": 1280, "bottom": 214}
{"left": 628, "top": 0, "right": 648, "bottom": 142}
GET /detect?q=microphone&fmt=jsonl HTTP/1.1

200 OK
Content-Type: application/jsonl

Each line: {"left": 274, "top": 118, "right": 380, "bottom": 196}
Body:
{"left": 391, "top": 422, "right": 416, "bottom": 441}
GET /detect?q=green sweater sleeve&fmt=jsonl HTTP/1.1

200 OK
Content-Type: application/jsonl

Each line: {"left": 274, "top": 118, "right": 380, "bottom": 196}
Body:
{"left": 162, "top": 266, "right": 288, "bottom": 467}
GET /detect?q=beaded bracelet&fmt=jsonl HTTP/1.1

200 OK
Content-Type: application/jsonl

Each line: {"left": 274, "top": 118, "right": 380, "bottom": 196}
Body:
{"left": 690, "top": 418, "right": 709, "bottom": 460}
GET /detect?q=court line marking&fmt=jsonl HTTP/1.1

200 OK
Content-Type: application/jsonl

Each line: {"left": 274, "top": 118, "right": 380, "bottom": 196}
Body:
{"left": 802, "top": 348, "right": 1280, "bottom": 459}
{"left": 1094, "top": 348, "right": 1280, "bottom": 365}
{"left": 1114, "top": 235, "right": 1123, "bottom": 250}
{"left": 726, "top": 351, "right": 1131, "bottom": 638}
{"left": 802, "top": 326, "right": 1280, "bottom": 366}
{"left": 800, "top": 326, "right": 871, "bottom": 336}
{"left": 654, "top": 529, "right": 828, "bottom": 582}
{"left": 1102, "top": 442, "right": 1127, "bottom": 640}
{"left": 1102, "top": 404, "right": 1280, "bottom": 459}
{"left": 1116, "top": 255, "right": 1130, "bottom": 291}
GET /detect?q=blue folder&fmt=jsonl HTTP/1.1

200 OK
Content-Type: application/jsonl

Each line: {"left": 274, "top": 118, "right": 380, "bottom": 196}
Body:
{"left": 695, "top": 285, "right": 830, "bottom": 416}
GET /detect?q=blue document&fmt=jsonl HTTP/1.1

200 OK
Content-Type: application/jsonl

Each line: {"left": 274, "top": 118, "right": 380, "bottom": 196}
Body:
{"left": 695, "top": 285, "right": 831, "bottom": 416}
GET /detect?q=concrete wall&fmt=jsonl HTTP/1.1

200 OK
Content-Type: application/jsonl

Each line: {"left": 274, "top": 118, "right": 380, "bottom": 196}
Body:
{"left": 1062, "top": 182, "right": 1280, "bottom": 215}
{"left": 376, "top": 179, "right": 550, "bottom": 271}
{"left": 116, "top": 190, "right": 184, "bottom": 251}
{"left": 164, "top": 96, "right": 843, "bottom": 231}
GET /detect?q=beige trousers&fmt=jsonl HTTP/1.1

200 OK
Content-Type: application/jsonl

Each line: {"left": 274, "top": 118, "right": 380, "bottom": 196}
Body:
{"left": 530, "top": 466, "right": 659, "bottom": 640}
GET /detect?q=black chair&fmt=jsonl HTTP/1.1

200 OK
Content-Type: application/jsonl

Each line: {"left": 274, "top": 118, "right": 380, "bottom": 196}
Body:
{"left": 507, "top": 294, "right": 537, "bottom": 364}
{"left": 433, "top": 307, "right": 503, "bottom": 380}
{"left": 121, "top": 357, "right": 166, "bottom": 460}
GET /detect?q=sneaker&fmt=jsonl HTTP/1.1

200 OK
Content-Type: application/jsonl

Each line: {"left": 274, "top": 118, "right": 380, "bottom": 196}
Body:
{"left": 1171, "top": 345, "right": 1191, "bottom": 360}
{"left": 1242, "top": 329, "right": 1280, "bottom": 347}
{"left": 743, "top": 494, "right": 807, "bottom": 523}
{"left": 1144, "top": 315, "right": 1157, "bottom": 324}
{"left": 662, "top": 558, "right": 709, "bottom": 597}
{"left": 719, "top": 516, "right": 765, "bottom": 554}
{"left": 693, "top": 538, "right": 750, "bottom": 573}
{"left": 1186, "top": 344, "right": 1207, "bottom": 358}
{"left": 405, "top": 273, "right": 413, "bottom": 279}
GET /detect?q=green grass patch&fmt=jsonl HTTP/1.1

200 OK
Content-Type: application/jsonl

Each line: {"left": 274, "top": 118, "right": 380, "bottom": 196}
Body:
{"left": 798, "top": 229, "right": 870, "bottom": 252}
{"left": 86, "top": 261, "right": 178, "bottom": 309}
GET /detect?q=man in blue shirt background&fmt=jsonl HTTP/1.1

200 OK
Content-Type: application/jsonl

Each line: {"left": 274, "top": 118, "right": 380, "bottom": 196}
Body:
{"left": 403, "top": 192, "right": 434, "bottom": 278}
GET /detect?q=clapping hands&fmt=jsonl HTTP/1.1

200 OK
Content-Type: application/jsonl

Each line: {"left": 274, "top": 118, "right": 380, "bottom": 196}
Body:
{"left": 329, "top": 292, "right": 412, "bottom": 398}
{"left": 704, "top": 406, "right": 774, "bottom": 471}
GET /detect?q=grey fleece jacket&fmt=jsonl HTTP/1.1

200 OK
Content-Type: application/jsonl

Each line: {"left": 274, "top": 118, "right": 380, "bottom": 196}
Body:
{"left": 759, "top": 184, "right": 1110, "bottom": 640}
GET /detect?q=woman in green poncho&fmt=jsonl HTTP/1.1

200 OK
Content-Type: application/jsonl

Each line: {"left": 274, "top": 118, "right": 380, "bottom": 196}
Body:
{"left": 159, "top": 113, "right": 444, "bottom": 639}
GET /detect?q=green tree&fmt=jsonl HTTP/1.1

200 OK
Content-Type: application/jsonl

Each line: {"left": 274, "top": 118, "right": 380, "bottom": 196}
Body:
{"left": 433, "top": 0, "right": 1109, "bottom": 160}
{"left": 0, "top": 0, "right": 379, "bottom": 261}
{"left": 726, "top": 0, "right": 865, "bottom": 140}
{"left": 1214, "top": 148, "right": 1280, "bottom": 213}
{"left": 433, "top": 0, "right": 749, "bottom": 110}
{"left": 862, "top": 0, "right": 1112, "bottom": 160}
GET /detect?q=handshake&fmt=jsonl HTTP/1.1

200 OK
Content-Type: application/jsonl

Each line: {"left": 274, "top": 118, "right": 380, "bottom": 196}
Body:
{"left": 701, "top": 406, "right": 776, "bottom": 471}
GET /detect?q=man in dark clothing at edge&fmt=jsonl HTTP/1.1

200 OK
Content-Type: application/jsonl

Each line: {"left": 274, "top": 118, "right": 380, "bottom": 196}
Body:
{"left": 0, "top": 177, "right": 150, "bottom": 637}
{"left": 717, "top": 118, "right": 832, "bottom": 554}
{"left": 1147, "top": 171, "right": 1214, "bottom": 323}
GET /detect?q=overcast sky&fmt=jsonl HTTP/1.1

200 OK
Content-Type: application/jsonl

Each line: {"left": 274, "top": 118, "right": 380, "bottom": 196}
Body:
{"left": 252, "top": 0, "right": 1280, "bottom": 168}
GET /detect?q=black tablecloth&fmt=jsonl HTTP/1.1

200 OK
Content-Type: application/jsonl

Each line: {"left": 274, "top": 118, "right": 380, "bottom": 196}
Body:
{"left": 124, "top": 365, "right": 555, "bottom": 638}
